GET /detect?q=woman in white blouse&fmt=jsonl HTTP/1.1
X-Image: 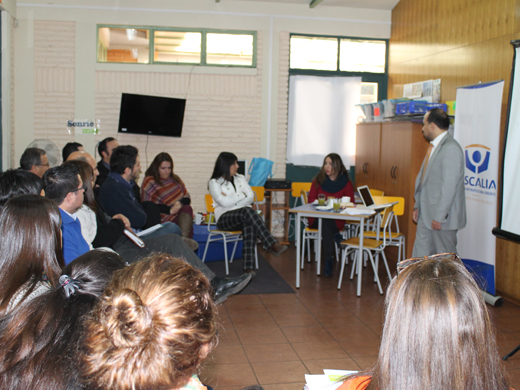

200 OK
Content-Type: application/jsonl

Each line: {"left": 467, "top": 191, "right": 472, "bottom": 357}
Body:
{"left": 209, "top": 152, "right": 287, "bottom": 274}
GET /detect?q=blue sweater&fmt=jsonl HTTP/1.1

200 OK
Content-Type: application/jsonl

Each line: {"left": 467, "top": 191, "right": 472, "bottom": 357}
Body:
{"left": 59, "top": 208, "right": 90, "bottom": 265}
{"left": 99, "top": 172, "right": 147, "bottom": 229}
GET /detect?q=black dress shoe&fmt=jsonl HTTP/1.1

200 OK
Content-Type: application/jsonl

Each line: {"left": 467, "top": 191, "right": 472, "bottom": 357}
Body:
{"left": 212, "top": 273, "right": 252, "bottom": 304}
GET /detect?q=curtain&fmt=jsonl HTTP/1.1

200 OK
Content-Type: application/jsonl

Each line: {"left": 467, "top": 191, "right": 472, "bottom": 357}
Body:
{"left": 286, "top": 75, "right": 361, "bottom": 167}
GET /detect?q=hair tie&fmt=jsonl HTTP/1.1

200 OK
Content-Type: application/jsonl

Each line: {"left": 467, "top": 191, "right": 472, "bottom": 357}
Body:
{"left": 59, "top": 275, "right": 80, "bottom": 298}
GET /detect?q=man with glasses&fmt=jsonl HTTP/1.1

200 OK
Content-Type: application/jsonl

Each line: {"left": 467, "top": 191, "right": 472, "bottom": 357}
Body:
{"left": 43, "top": 164, "right": 90, "bottom": 264}
{"left": 20, "top": 147, "right": 50, "bottom": 178}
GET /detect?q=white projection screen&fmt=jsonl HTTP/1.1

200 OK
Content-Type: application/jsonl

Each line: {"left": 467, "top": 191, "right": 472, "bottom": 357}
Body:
{"left": 493, "top": 41, "right": 520, "bottom": 242}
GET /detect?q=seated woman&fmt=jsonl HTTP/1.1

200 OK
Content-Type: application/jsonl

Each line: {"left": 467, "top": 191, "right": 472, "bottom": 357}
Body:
{"left": 339, "top": 254, "right": 511, "bottom": 390}
{"left": 308, "top": 153, "right": 355, "bottom": 277}
{"left": 141, "top": 152, "right": 194, "bottom": 238}
{"left": 0, "top": 195, "right": 65, "bottom": 315}
{"left": 80, "top": 253, "right": 263, "bottom": 390}
{"left": 208, "top": 152, "right": 287, "bottom": 274}
{"left": 0, "top": 250, "right": 125, "bottom": 390}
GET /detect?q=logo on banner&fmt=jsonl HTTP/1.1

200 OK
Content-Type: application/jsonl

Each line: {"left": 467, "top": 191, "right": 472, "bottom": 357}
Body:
{"left": 464, "top": 144, "right": 496, "bottom": 193}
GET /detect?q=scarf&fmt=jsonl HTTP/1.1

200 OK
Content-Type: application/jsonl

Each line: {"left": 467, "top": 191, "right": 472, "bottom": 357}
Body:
{"left": 321, "top": 172, "right": 349, "bottom": 193}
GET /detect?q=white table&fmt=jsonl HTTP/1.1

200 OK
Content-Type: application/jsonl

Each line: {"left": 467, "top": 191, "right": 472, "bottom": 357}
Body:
{"left": 289, "top": 203, "right": 380, "bottom": 296}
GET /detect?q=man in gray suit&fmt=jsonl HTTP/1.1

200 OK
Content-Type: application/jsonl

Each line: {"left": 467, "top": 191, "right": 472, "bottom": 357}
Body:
{"left": 412, "top": 108, "right": 467, "bottom": 256}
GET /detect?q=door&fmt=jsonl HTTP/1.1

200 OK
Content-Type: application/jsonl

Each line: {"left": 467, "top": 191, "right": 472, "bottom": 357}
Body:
{"left": 355, "top": 123, "right": 381, "bottom": 188}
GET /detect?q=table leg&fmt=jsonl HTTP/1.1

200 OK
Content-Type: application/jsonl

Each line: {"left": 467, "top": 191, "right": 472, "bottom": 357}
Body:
{"left": 295, "top": 213, "right": 301, "bottom": 288}
{"left": 357, "top": 217, "right": 365, "bottom": 296}
{"left": 317, "top": 218, "right": 322, "bottom": 275}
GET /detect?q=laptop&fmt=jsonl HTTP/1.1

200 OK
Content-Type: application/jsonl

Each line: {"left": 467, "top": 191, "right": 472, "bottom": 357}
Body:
{"left": 357, "top": 185, "right": 392, "bottom": 209}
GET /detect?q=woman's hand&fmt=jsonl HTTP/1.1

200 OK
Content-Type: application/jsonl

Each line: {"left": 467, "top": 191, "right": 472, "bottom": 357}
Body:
{"left": 170, "top": 201, "right": 182, "bottom": 215}
{"left": 113, "top": 214, "right": 131, "bottom": 230}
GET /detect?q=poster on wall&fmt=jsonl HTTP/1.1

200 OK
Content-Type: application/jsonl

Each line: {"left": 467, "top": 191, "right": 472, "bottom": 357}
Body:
{"left": 454, "top": 80, "right": 503, "bottom": 295}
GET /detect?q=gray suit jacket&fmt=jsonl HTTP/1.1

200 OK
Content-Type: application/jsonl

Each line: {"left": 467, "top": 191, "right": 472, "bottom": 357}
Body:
{"left": 414, "top": 132, "right": 467, "bottom": 230}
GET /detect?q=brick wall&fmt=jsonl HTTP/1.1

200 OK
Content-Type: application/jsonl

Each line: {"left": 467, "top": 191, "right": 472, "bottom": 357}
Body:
{"left": 93, "top": 32, "right": 265, "bottom": 213}
{"left": 33, "top": 20, "right": 76, "bottom": 165}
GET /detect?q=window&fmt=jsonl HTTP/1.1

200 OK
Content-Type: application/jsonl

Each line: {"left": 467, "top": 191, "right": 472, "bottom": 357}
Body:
{"left": 97, "top": 25, "right": 256, "bottom": 68}
{"left": 289, "top": 34, "right": 388, "bottom": 102}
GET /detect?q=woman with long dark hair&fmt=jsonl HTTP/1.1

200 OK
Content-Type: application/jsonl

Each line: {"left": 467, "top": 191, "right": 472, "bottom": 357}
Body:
{"left": 141, "top": 152, "right": 194, "bottom": 238}
{"left": 0, "top": 250, "right": 125, "bottom": 390}
{"left": 339, "top": 254, "right": 511, "bottom": 390}
{"left": 308, "top": 153, "right": 355, "bottom": 276}
{"left": 0, "top": 195, "right": 65, "bottom": 315}
{"left": 209, "top": 152, "right": 287, "bottom": 274}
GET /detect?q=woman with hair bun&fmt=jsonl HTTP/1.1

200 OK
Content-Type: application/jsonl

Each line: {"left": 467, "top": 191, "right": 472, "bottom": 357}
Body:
{"left": 81, "top": 253, "right": 263, "bottom": 390}
{"left": 0, "top": 250, "right": 126, "bottom": 390}
{"left": 339, "top": 254, "right": 512, "bottom": 390}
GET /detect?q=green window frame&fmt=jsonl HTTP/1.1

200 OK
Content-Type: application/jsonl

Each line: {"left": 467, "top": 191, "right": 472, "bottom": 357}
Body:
{"left": 289, "top": 33, "right": 388, "bottom": 101}
{"left": 97, "top": 25, "right": 257, "bottom": 68}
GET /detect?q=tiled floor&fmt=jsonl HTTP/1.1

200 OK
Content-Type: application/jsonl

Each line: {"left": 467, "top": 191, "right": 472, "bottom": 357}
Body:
{"left": 199, "top": 246, "right": 520, "bottom": 389}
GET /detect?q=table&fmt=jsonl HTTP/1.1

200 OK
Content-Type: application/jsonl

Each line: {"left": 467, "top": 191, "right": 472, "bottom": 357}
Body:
{"left": 265, "top": 188, "right": 291, "bottom": 245}
{"left": 289, "top": 203, "right": 380, "bottom": 296}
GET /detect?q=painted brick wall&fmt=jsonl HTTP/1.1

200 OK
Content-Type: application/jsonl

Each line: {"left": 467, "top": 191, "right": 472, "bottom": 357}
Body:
{"left": 277, "top": 32, "right": 290, "bottom": 179}
{"left": 33, "top": 21, "right": 76, "bottom": 166}
{"left": 93, "top": 32, "right": 264, "bottom": 213}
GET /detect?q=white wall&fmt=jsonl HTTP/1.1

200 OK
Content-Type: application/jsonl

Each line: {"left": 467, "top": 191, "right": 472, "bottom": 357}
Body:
{"left": 10, "top": 0, "right": 391, "bottom": 212}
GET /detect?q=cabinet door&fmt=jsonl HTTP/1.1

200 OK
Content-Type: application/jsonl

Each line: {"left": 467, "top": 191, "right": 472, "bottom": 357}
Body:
{"left": 355, "top": 123, "right": 381, "bottom": 188}
{"left": 380, "top": 123, "right": 412, "bottom": 195}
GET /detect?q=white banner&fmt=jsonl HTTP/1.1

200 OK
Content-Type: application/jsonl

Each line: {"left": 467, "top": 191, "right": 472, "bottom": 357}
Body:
{"left": 454, "top": 81, "right": 503, "bottom": 295}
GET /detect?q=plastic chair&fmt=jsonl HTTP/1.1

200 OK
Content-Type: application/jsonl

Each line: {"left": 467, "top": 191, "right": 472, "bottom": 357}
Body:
{"left": 289, "top": 183, "right": 312, "bottom": 242}
{"left": 251, "top": 186, "right": 265, "bottom": 220}
{"left": 300, "top": 190, "right": 320, "bottom": 270}
{"left": 369, "top": 188, "right": 385, "bottom": 197}
{"left": 367, "top": 196, "right": 406, "bottom": 262}
{"left": 337, "top": 205, "right": 394, "bottom": 294}
{"left": 201, "top": 194, "right": 258, "bottom": 275}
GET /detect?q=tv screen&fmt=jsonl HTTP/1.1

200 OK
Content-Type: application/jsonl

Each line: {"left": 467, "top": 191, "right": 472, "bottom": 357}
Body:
{"left": 118, "top": 93, "right": 186, "bottom": 137}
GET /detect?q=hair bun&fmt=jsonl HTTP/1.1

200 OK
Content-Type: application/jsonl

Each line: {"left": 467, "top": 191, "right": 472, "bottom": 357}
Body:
{"left": 103, "top": 288, "right": 153, "bottom": 348}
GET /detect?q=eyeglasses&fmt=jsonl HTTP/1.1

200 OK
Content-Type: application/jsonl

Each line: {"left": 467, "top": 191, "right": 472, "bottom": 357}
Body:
{"left": 37, "top": 163, "right": 50, "bottom": 167}
{"left": 70, "top": 184, "right": 87, "bottom": 193}
{"left": 396, "top": 253, "right": 461, "bottom": 274}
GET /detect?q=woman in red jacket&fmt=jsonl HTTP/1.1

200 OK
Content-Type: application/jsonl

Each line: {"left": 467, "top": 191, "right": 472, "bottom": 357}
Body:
{"left": 308, "top": 153, "right": 354, "bottom": 277}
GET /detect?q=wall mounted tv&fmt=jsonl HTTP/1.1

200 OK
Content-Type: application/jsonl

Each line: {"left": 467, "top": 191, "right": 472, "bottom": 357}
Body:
{"left": 117, "top": 93, "right": 186, "bottom": 137}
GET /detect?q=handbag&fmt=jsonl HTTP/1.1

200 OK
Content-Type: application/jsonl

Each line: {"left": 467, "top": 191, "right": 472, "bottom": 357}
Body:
{"left": 248, "top": 157, "right": 275, "bottom": 186}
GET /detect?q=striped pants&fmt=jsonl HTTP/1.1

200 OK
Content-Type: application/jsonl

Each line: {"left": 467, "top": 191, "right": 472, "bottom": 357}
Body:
{"left": 217, "top": 207, "right": 277, "bottom": 270}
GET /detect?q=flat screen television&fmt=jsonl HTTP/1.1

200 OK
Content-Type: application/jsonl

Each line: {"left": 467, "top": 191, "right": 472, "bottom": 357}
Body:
{"left": 117, "top": 93, "right": 186, "bottom": 137}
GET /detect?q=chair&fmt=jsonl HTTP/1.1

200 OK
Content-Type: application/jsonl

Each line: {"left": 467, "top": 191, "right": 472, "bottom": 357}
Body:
{"left": 369, "top": 188, "right": 385, "bottom": 197}
{"left": 201, "top": 194, "right": 258, "bottom": 275}
{"left": 300, "top": 190, "right": 320, "bottom": 270}
{"left": 250, "top": 186, "right": 265, "bottom": 220}
{"left": 367, "top": 196, "right": 406, "bottom": 262}
{"left": 289, "top": 182, "right": 312, "bottom": 242}
{"left": 337, "top": 205, "right": 394, "bottom": 294}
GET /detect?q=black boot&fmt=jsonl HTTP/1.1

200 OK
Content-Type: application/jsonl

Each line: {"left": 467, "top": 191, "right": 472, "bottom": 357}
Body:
{"left": 211, "top": 273, "right": 252, "bottom": 304}
{"left": 324, "top": 257, "right": 334, "bottom": 277}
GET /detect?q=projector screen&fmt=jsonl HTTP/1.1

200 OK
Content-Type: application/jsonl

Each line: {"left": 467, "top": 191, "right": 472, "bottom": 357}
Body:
{"left": 493, "top": 41, "right": 520, "bottom": 242}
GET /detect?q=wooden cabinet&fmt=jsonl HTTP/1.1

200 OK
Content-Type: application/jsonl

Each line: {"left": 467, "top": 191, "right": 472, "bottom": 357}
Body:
{"left": 356, "top": 121, "right": 430, "bottom": 258}
{"left": 355, "top": 123, "right": 381, "bottom": 190}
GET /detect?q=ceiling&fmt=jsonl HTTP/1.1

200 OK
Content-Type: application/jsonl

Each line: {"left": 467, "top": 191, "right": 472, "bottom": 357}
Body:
{"left": 224, "top": 0, "right": 400, "bottom": 11}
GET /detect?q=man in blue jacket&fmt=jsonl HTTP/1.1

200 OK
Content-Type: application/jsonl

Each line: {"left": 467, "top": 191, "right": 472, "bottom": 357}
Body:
{"left": 43, "top": 164, "right": 90, "bottom": 264}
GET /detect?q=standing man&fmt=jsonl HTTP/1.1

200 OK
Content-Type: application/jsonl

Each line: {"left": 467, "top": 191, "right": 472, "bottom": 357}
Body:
{"left": 96, "top": 137, "right": 119, "bottom": 187}
{"left": 43, "top": 164, "right": 90, "bottom": 264}
{"left": 20, "top": 148, "right": 50, "bottom": 178}
{"left": 412, "top": 108, "right": 466, "bottom": 257}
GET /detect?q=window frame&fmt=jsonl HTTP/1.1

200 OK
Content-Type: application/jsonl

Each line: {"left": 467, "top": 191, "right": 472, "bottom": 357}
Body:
{"left": 289, "top": 33, "right": 389, "bottom": 101}
{"left": 97, "top": 24, "right": 257, "bottom": 68}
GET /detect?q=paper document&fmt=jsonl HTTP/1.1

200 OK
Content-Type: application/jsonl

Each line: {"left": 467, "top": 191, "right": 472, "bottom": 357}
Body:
{"left": 136, "top": 224, "right": 162, "bottom": 237}
{"left": 124, "top": 229, "right": 146, "bottom": 248}
{"left": 341, "top": 208, "right": 376, "bottom": 216}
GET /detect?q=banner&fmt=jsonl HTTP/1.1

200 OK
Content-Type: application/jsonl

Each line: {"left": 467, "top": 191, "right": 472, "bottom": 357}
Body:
{"left": 454, "top": 81, "right": 503, "bottom": 295}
